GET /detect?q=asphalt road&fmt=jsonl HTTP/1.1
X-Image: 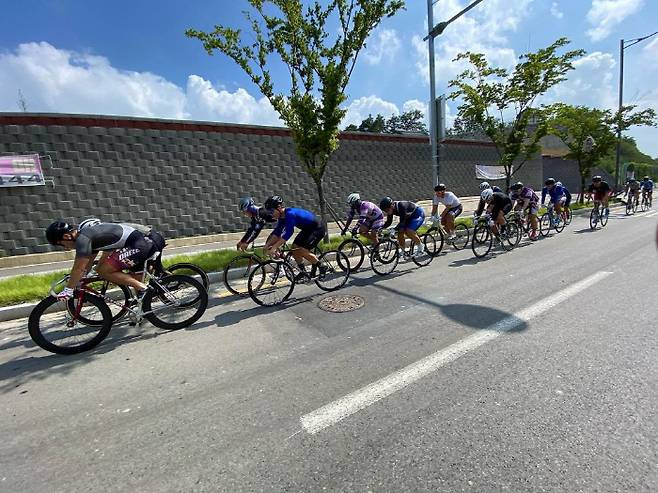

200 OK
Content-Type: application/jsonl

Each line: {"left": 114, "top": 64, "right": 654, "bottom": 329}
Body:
{"left": 1, "top": 209, "right": 656, "bottom": 492}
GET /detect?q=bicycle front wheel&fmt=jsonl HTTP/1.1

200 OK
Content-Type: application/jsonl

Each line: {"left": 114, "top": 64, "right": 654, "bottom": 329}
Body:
{"left": 167, "top": 263, "right": 209, "bottom": 291}
{"left": 451, "top": 223, "right": 469, "bottom": 250}
{"left": 565, "top": 208, "right": 573, "bottom": 225}
{"left": 315, "top": 251, "right": 351, "bottom": 292}
{"left": 29, "top": 293, "right": 113, "bottom": 355}
{"left": 337, "top": 238, "right": 365, "bottom": 272}
{"left": 248, "top": 260, "right": 295, "bottom": 306}
{"left": 425, "top": 226, "right": 445, "bottom": 256}
{"left": 589, "top": 208, "right": 599, "bottom": 229}
{"left": 501, "top": 223, "right": 520, "bottom": 251}
{"left": 553, "top": 214, "right": 566, "bottom": 233}
{"left": 539, "top": 213, "right": 551, "bottom": 237}
{"left": 143, "top": 275, "right": 208, "bottom": 330}
{"left": 600, "top": 207, "right": 609, "bottom": 227}
{"left": 471, "top": 224, "right": 492, "bottom": 258}
{"left": 370, "top": 239, "right": 399, "bottom": 275}
{"left": 223, "top": 254, "right": 260, "bottom": 296}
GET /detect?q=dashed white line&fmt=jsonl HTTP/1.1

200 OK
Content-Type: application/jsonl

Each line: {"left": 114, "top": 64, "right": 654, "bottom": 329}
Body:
{"left": 300, "top": 271, "right": 613, "bottom": 434}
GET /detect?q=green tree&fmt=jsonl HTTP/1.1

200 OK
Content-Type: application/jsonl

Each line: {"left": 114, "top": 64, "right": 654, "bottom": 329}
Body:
{"left": 599, "top": 136, "right": 656, "bottom": 174}
{"left": 345, "top": 110, "right": 427, "bottom": 134}
{"left": 186, "top": 0, "right": 405, "bottom": 232}
{"left": 548, "top": 104, "right": 616, "bottom": 202}
{"left": 358, "top": 113, "right": 387, "bottom": 133}
{"left": 448, "top": 37, "right": 585, "bottom": 188}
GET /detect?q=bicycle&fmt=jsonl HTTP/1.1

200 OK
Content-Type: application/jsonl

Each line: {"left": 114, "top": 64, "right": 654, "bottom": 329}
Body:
{"left": 28, "top": 252, "right": 208, "bottom": 355}
{"left": 471, "top": 215, "right": 521, "bottom": 258}
{"left": 336, "top": 232, "right": 394, "bottom": 275}
{"left": 247, "top": 247, "right": 351, "bottom": 306}
{"left": 506, "top": 210, "right": 539, "bottom": 245}
{"left": 424, "top": 218, "right": 469, "bottom": 255}
{"left": 625, "top": 192, "right": 639, "bottom": 215}
{"left": 640, "top": 191, "right": 652, "bottom": 211}
{"left": 589, "top": 200, "right": 609, "bottom": 230}
{"left": 539, "top": 203, "right": 566, "bottom": 237}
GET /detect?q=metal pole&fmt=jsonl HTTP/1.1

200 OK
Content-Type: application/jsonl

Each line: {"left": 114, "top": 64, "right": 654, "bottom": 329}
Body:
{"left": 427, "top": 0, "right": 439, "bottom": 187}
{"left": 615, "top": 39, "right": 624, "bottom": 189}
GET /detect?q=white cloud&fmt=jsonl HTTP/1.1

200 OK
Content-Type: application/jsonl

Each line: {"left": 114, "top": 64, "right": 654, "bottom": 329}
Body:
{"left": 550, "top": 2, "right": 564, "bottom": 19}
{"left": 363, "top": 29, "right": 401, "bottom": 65}
{"left": 342, "top": 95, "right": 399, "bottom": 127}
{"left": 586, "top": 0, "right": 645, "bottom": 42}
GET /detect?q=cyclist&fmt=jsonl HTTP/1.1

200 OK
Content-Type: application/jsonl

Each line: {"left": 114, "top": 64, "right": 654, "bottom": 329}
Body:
{"left": 509, "top": 182, "right": 539, "bottom": 240}
{"left": 640, "top": 175, "right": 654, "bottom": 203}
{"left": 379, "top": 197, "right": 425, "bottom": 258}
{"left": 556, "top": 181, "right": 572, "bottom": 221}
{"left": 431, "top": 184, "right": 462, "bottom": 240}
{"left": 237, "top": 197, "right": 275, "bottom": 251}
{"left": 343, "top": 193, "right": 384, "bottom": 246}
{"left": 625, "top": 177, "right": 641, "bottom": 207}
{"left": 474, "top": 181, "right": 503, "bottom": 218}
{"left": 587, "top": 176, "right": 611, "bottom": 216}
{"left": 45, "top": 220, "right": 164, "bottom": 301}
{"left": 541, "top": 178, "right": 567, "bottom": 223}
{"left": 480, "top": 188, "right": 513, "bottom": 236}
{"left": 263, "top": 195, "right": 326, "bottom": 279}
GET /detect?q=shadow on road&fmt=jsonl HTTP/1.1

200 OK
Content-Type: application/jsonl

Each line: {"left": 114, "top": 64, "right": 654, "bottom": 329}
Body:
{"left": 572, "top": 228, "right": 598, "bottom": 234}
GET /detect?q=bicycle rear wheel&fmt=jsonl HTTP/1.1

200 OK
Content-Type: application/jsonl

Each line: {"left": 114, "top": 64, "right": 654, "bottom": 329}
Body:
{"left": 553, "top": 214, "right": 566, "bottom": 233}
{"left": 29, "top": 293, "right": 112, "bottom": 355}
{"left": 451, "top": 223, "right": 469, "bottom": 250}
{"left": 501, "top": 223, "right": 520, "bottom": 251}
{"left": 471, "top": 224, "right": 492, "bottom": 258}
{"left": 539, "top": 213, "right": 551, "bottom": 237}
{"left": 223, "top": 254, "right": 260, "bottom": 296}
{"left": 248, "top": 260, "right": 295, "bottom": 306}
{"left": 167, "top": 263, "right": 209, "bottom": 291}
{"left": 143, "top": 275, "right": 208, "bottom": 330}
{"left": 412, "top": 234, "right": 434, "bottom": 266}
{"left": 424, "top": 226, "right": 445, "bottom": 256}
{"left": 315, "top": 251, "right": 351, "bottom": 292}
{"left": 337, "top": 238, "right": 365, "bottom": 272}
{"left": 370, "top": 239, "right": 399, "bottom": 275}
{"left": 626, "top": 200, "right": 633, "bottom": 215}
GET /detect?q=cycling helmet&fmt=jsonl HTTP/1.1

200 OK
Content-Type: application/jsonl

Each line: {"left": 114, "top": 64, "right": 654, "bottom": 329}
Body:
{"left": 45, "top": 220, "right": 74, "bottom": 245}
{"left": 510, "top": 182, "right": 523, "bottom": 191}
{"left": 379, "top": 196, "right": 393, "bottom": 210}
{"left": 479, "top": 181, "right": 491, "bottom": 191}
{"left": 78, "top": 217, "right": 101, "bottom": 230}
{"left": 644, "top": 176, "right": 649, "bottom": 180}
{"left": 239, "top": 197, "right": 255, "bottom": 211}
{"left": 545, "top": 178, "right": 556, "bottom": 186}
{"left": 592, "top": 175, "right": 602, "bottom": 182}
{"left": 434, "top": 183, "right": 446, "bottom": 192}
{"left": 480, "top": 188, "right": 494, "bottom": 202}
{"left": 347, "top": 193, "right": 361, "bottom": 206}
{"left": 264, "top": 195, "right": 283, "bottom": 210}
{"left": 556, "top": 181, "right": 563, "bottom": 187}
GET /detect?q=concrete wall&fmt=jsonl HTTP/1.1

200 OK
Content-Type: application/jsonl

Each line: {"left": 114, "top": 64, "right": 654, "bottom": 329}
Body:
{"left": 0, "top": 112, "right": 539, "bottom": 257}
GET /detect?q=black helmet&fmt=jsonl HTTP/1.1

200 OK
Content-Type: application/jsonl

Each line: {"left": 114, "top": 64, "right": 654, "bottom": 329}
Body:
{"left": 510, "top": 182, "right": 523, "bottom": 191}
{"left": 592, "top": 175, "right": 602, "bottom": 182}
{"left": 379, "top": 196, "right": 393, "bottom": 210}
{"left": 545, "top": 178, "right": 556, "bottom": 186}
{"left": 434, "top": 183, "right": 446, "bottom": 192}
{"left": 46, "top": 220, "right": 74, "bottom": 245}
{"left": 264, "top": 195, "right": 283, "bottom": 210}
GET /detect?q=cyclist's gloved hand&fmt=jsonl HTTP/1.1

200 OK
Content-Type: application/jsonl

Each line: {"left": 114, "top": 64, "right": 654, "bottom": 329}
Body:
{"left": 57, "top": 287, "right": 74, "bottom": 301}
{"left": 431, "top": 215, "right": 440, "bottom": 223}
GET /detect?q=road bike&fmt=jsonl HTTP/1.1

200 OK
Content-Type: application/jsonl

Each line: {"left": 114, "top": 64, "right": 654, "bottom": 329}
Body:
{"left": 28, "top": 252, "right": 208, "bottom": 355}
{"left": 640, "top": 191, "right": 652, "bottom": 211}
{"left": 506, "top": 210, "right": 539, "bottom": 245}
{"left": 336, "top": 232, "right": 395, "bottom": 275}
{"left": 424, "top": 218, "right": 469, "bottom": 255}
{"left": 471, "top": 215, "right": 521, "bottom": 258}
{"left": 625, "top": 192, "right": 639, "bottom": 215}
{"left": 589, "top": 201, "right": 609, "bottom": 230}
{"left": 539, "top": 203, "right": 566, "bottom": 237}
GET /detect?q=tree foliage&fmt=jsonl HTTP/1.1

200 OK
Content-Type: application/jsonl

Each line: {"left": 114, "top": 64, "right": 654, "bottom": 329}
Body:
{"left": 186, "top": 0, "right": 405, "bottom": 226}
{"left": 448, "top": 37, "right": 585, "bottom": 187}
{"left": 345, "top": 110, "right": 427, "bottom": 134}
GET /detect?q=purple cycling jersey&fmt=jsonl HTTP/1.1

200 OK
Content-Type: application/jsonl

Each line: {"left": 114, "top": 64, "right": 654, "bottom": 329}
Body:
{"left": 345, "top": 201, "right": 384, "bottom": 230}
{"left": 510, "top": 186, "right": 539, "bottom": 204}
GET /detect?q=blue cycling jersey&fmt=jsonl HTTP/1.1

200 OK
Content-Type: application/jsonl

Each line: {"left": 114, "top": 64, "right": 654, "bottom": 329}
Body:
{"left": 541, "top": 185, "right": 566, "bottom": 204}
{"left": 272, "top": 207, "right": 320, "bottom": 241}
{"left": 641, "top": 180, "right": 654, "bottom": 190}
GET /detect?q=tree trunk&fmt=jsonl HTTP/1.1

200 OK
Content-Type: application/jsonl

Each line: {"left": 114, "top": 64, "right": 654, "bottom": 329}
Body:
{"left": 315, "top": 177, "right": 330, "bottom": 243}
{"left": 579, "top": 173, "right": 586, "bottom": 204}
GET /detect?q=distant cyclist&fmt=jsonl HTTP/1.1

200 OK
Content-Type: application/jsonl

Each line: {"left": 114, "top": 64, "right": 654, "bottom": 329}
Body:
{"left": 640, "top": 175, "right": 654, "bottom": 202}
{"left": 509, "top": 182, "right": 539, "bottom": 240}
{"left": 236, "top": 197, "right": 275, "bottom": 251}
{"left": 480, "top": 188, "right": 512, "bottom": 236}
{"left": 625, "top": 178, "right": 641, "bottom": 206}
{"left": 343, "top": 193, "right": 384, "bottom": 246}
{"left": 380, "top": 197, "right": 425, "bottom": 258}
{"left": 45, "top": 219, "right": 164, "bottom": 301}
{"left": 556, "top": 181, "right": 572, "bottom": 221}
{"left": 474, "top": 181, "right": 503, "bottom": 217}
{"left": 431, "top": 184, "right": 462, "bottom": 240}
{"left": 587, "top": 176, "right": 611, "bottom": 216}
{"left": 263, "top": 195, "right": 326, "bottom": 279}
{"left": 541, "top": 178, "right": 567, "bottom": 221}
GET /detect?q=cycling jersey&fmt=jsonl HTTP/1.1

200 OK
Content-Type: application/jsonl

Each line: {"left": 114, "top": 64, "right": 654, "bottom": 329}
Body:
{"left": 475, "top": 186, "right": 503, "bottom": 216}
{"left": 433, "top": 192, "right": 461, "bottom": 208}
{"left": 489, "top": 192, "right": 513, "bottom": 218}
{"left": 383, "top": 201, "right": 419, "bottom": 230}
{"left": 510, "top": 186, "right": 539, "bottom": 204}
{"left": 563, "top": 187, "right": 572, "bottom": 207}
{"left": 541, "top": 185, "right": 566, "bottom": 205}
{"left": 627, "top": 180, "right": 641, "bottom": 191}
{"left": 588, "top": 181, "right": 611, "bottom": 194}
{"left": 76, "top": 223, "right": 141, "bottom": 257}
{"left": 272, "top": 207, "right": 322, "bottom": 241}
{"left": 345, "top": 201, "right": 384, "bottom": 231}
{"left": 240, "top": 207, "right": 275, "bottom": 244}
{"left": 640, "top": 180, "right": 654, "bottom": 191}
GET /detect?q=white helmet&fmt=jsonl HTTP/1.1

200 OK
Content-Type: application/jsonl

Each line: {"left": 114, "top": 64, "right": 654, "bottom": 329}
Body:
{"left": 479, "top": 181, "right": 491, "bottom": 191}
{"left": 78, "top": 217, "right": 101, "bottom": 230}
{"left": 556, "top": 181, "right": 563, "bottom": 187}
{"left": 480, "top": 189, "right": 494, "bottom": 202}
{"left": 347, "top": 193, "right": 361, "bottom": 205}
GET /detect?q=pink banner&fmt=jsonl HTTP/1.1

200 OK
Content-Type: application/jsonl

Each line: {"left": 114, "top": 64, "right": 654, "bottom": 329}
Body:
{"left": 0, "top": 154, "right": 45, "bottom": 187}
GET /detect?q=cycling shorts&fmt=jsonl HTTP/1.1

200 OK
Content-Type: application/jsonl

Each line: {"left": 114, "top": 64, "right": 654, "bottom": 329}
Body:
{"left": 593, "top": 191, "right": 608, "bottom": 202}
{"left": 551, "top": 196, "right": 566, "bottom": 205}
{"left": 445, "top": 204, "right": 463, "bottom": 218}
{"left": 492, "top": 203, "right": 513, "bottom": 219}
{"left": 104, "top": 231, "right": 156, "bottom": 272}
{"left": 400, "top": 208, "right": 425, "bottom": 232}
{"left": 293, "top": 220, "right": 325, "bottom": 250}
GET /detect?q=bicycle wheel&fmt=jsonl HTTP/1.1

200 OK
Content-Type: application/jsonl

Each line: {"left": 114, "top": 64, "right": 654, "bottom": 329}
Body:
{"left": 553, "top": 214, "right": 566, "bottom": 233}
{"left": 501, "top": 222, "right": 520, "bottom": 251}
{"left": 315, "top": 251, "right": 351, "bottom": 292}
{"left": 167, "top": 263, "right": 209, "bottom": 291}
{"left": 67, "top": 281, "right": 131, "bottom": 326}
{"left": 248, "top": 260, "right": 295, "bottom": 306}
{"left": 600, "top": 207, "right": 609, "bottom": 227}
{"left": 471, "top": 224, "right": 492, "bottom": 258}
{"left": 626, "top": 200, "right": 633, "bottom": 215}
{"left": 424, "top": 226, "right": 445, "bottom": 256}
{"left": 29, "top": 293, "right": 113, "bottom": 355}
{"left": 641, "top": 197, "right": 648, "bottom": 212}
{"left": 337, "top": 238, "right": 365, "bottom": 272}
{"left": 589, "top": 208, "right": 599, "bottom": 229}
{"left": 370, "top": 239, "right": 399, "bottom": 275}
{"left": 565, "top": 208, "right": 573, "bottom": 225}
{"left": 143, "top": 275, "right": 208, "bottom": 330}
{"left": 223, "top": 254, "right": 260, "bottom": 296}
{"left": 451, "top": 223, "right": 469, "bottom": 250}
{"left": 412, "top": 234, "right": 434, "bottom": 267}
{"left": 539, "top": 213, "right": 551, "bottom": 237}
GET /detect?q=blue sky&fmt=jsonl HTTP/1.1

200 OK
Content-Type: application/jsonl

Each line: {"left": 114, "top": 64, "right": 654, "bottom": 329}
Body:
{"left": 1, "top": 0, "right": 657, "bottom": 156}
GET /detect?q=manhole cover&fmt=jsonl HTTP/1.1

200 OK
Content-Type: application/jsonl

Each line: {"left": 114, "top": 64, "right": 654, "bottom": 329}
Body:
{"left": 317, "top": 295, "right": 365, "bottom": 313}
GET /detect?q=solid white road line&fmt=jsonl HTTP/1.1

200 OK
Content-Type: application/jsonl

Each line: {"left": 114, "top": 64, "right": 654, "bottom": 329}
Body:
{"left": 300, "top": 271, "right": 613, "bottom": 435}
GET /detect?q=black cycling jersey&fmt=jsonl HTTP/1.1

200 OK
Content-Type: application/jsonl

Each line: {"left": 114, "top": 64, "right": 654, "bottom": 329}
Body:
{"left": 490, "top": 192, "right": 512, "bottom": 209}
{"left": 240, "top": 207, "right": 275, "bottom": 244}
{"left": 475, "top": 186, "right": 503, "bottom": 215}
{"left": 75, "top": 223, "right": 141, "bottom": 257}
{"left": 383, "top": 201, "right": 418, "bottom": 229}
{"left": 588, "top": 181, "right": 611, "bottom": 194}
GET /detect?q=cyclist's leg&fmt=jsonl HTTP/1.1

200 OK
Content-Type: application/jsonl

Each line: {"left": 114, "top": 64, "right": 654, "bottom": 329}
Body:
{"left": 96, "top": 241, "right": 152, "bottom": 292}
{"left": 407, "top": 209, "right": 425, "bottom": 247}
{"left": 528, "top": 203, "right": 539, "bottom": 237}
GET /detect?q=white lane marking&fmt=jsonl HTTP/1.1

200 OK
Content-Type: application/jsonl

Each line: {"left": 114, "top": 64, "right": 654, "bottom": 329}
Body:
{"left": 300, "top": 271, "right": 613, "bottom": 435}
